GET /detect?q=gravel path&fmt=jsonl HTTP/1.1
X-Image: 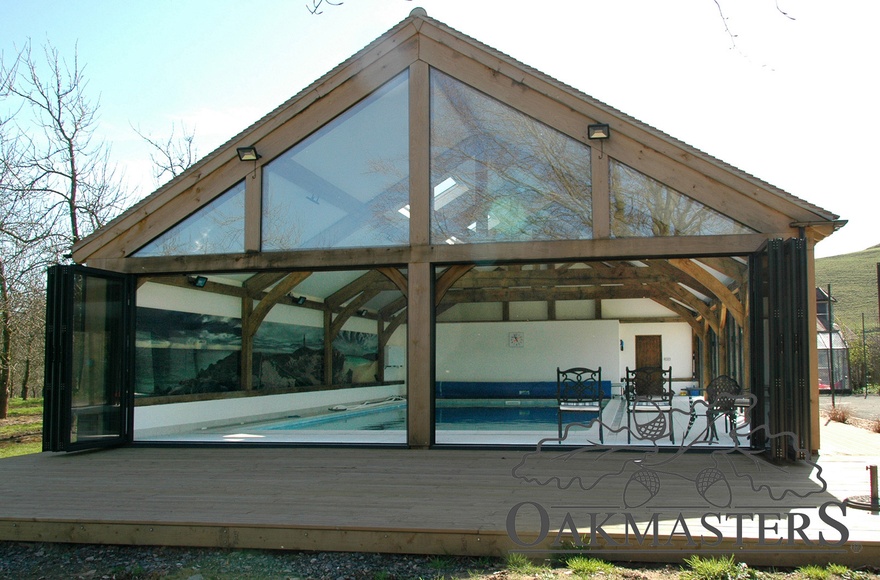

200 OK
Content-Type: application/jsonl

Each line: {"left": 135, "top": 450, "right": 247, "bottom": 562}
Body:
{"left": 0, "top": 542, "right": 505, "bottom": 579}
{"left": 819, "top": 392, "right": 880, "bottom": 423}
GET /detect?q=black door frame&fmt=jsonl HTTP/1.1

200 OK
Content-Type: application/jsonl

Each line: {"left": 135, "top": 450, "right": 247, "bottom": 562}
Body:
{"left": 43, "top": 265, "right": 135, "bottom": 452}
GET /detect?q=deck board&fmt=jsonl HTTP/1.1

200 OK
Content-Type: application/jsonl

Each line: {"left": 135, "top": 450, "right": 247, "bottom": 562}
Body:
{"left": 2, "top": 422, "right": 880, "bottom": 566}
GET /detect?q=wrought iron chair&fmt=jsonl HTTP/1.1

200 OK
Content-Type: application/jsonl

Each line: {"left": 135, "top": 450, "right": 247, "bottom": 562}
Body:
{"left": 624, "top": 366, "right": 675, "bottom": 444}
{"left": 704, "top": 375, "right": 743, "bottom": 442}
{"left": 557, "top": 367, "right": 604, "bottom": 443}
{"left": 683, "top": 375, "right": 747, "bottom": 442}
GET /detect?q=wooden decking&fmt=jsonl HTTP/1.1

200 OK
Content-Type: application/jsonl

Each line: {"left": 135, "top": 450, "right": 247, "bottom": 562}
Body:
{"left": 1, "top": 421, "right": 879, "bottom": 567}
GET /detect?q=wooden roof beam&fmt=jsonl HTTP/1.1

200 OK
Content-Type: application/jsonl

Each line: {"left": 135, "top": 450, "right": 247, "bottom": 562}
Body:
{"left": 245, "top": 271, "right": 313, "bottom": 338}
{"left": 668, "top": 258, "right": 744, "bottom": 326}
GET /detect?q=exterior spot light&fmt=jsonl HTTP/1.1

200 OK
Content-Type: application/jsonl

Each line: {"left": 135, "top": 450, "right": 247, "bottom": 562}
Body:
{"left": 587, "top": 123, "right": 610, "bottom": 158}
{"left": 294, "top": 295, "right": 307, "bottom": 305}
{"left": 358, "top": 309, "right": 369, "bottom": 317}
{"left": 236, "top": 146, "right": 261, "bottom": 162}
{"left": 188, "top": 276, "right": 208, "bottom": 288}
{"left": 587, "top": 123, "right": 610, "bottom": 140}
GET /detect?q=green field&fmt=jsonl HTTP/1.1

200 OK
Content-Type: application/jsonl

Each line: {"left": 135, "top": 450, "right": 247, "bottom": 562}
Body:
{"left": 815, "top": 244, "right": 880, "bottom": 335}
{"left": 0, "top": 397, "right": 43, "bottom": 459}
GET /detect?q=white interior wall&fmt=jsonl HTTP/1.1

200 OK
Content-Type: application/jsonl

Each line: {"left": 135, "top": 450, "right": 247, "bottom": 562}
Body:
{"left": 555, "top": 300, "right": 596, "bottom": 320}
{"left": 602, "top": 298, "right": 677, "bottom": 318}
{"left": 437, "top": 302, "right": 502, "bottom": 322}
{"left": 138, "top": 282, "right": 241, "bottom": 318}
{"left": 436, "top": 319, "right": 620, "bottom": 383}
{"left": 509, "top": 301, "right": 548, "bottom": 320}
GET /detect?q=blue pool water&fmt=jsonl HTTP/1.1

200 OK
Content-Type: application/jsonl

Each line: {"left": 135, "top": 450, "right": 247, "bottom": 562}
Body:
{"left": 255, "top": 402, "right": 600, "bottom": 431}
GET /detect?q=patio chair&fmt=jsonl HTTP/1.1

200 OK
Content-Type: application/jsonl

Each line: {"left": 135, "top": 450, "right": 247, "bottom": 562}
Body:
{"left": 703, "top": 375, "right": 743, "bottom": 442}
{"left": 624, "top": 366, "right": 674, "bottom": 444}
{"left": 557, "top": 367, "right": 604, "bottom": 443}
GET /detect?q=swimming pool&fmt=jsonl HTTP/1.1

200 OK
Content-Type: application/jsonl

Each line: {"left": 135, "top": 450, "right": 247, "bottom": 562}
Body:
{"left": 254, "top": 401, "right": 599, "bottom": 432}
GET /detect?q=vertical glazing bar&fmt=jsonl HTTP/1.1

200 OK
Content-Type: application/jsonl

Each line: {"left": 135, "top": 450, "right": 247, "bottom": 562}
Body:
{"left": 409, "top": 61, "right": 430, "bottom": 247}
{"left": 591, "top": 143, "right": 610, "bottom": 239}
{"left": 244, "top": 160, "right": 263, "bottom": 252}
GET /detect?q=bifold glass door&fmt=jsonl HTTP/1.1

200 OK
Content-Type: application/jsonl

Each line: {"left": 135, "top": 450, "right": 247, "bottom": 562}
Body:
{"left": 44, "top": 265, "right": 134, "bottom": 452}
{"left": 749, "top": 238, "right": 810, "bottom": 459}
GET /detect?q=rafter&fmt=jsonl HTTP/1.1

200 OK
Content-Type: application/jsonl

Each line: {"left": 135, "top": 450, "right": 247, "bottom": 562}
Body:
{"left": 668, "top": 258, "right": 744, "bottom": 325}
{"left": 245, "top": 271, "right": 313, "bottom": 338}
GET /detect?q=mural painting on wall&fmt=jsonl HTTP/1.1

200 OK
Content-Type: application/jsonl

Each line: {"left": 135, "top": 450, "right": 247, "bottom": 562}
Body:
{"left": 136, "top": 307, "right": 379, "bottom": 397}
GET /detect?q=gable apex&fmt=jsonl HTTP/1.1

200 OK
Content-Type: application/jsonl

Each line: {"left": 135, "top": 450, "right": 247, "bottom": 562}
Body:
{"left": 72, "top": 9, "right": 840, "bottom": 264}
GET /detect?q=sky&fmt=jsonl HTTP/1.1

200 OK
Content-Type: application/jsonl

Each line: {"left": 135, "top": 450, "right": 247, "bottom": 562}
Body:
{"left": 2, "top": 0, "right": 877, "bottom": 258}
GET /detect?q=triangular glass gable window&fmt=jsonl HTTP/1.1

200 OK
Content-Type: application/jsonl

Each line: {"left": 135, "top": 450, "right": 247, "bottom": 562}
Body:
{"left": 610, "top": 160, "right": 755, "bottom": 237}
{"left": 135, "top": 181, "right": 245, "bottom": 256}
{"left": 262, "top": 71, "right": 409, "bottom": 250}
{"left": 430, "top": 69, "right": 592, "bottom": 245}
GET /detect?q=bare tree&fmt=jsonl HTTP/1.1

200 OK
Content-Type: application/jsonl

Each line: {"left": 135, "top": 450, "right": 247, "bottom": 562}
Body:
{"left": 133, "top": 122, "right": 199, "bottom": 185}
{"left": 307, "top": 0, "right": 343, "bottom": 15}
{"left": 0, "top": 41, "right": 128, "bottom": 418}
{"left": 5, "top": 41, "right": 127, "bottom": 249}
{"left": 0, "top": 119, "right": 49, "bottom": 418}
{"left": 713, "top": 0, "right": 795, "bottom": 48}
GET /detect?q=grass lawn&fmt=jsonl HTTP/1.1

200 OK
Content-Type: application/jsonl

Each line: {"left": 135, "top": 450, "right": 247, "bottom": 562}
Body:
{"left": 0, "top": 397, "right": 42, "bottom": 459}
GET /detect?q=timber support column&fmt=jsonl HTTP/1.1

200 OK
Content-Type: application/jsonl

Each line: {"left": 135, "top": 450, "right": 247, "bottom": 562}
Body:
{"left": 407, "top": 261, "right": 432, "bottom": 448}
{"left": 407, "top": 59, "right": 431, "bottom": 448}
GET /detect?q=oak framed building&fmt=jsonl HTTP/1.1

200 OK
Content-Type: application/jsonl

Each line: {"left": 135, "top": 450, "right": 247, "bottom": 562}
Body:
{"left": 43, "top": 9, "right": 842, "bottom": 459}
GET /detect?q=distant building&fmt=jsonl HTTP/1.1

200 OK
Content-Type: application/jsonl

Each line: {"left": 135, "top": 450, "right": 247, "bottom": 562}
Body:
{"left": 816, "top": 287, "right": 850, "bottom": 391}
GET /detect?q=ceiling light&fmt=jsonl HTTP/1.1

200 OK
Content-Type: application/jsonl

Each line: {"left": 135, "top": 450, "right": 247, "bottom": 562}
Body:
{"left": 188, "top": 275, "right": 208, "bottom": 288}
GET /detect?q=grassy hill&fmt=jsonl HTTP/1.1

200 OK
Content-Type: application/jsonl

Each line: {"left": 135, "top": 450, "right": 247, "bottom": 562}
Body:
{"left": 815, "top": 244, "right": 880, "bottom": 335}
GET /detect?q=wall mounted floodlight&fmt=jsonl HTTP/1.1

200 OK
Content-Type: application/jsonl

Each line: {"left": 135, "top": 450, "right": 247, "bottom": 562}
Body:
{"left": 236, "top": 146, "right": 261, "bottom": 162}
{"left": 294, "top": 295, "right": 307, "bottom": 305}
{"left": 587, "top": 123, "right": 610, "bottom": 140}
{"left": 188, "top": 275, "right": 208, "bottom": 288}
{"left": 358, "top": 309, "right": 369, "bottom": 317}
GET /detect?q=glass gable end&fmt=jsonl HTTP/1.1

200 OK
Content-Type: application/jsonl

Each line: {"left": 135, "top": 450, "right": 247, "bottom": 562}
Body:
{"left": 135, "top": 181, "right": 245, "bottom": 256}
{"left": 430, "top": 69, "right": 592, "bottom": 245}
{"left": 262, "top": 72, "right": 409, "bottom": 250}
{"left": 610, "top": 160, "right": 755, "bottom": 237}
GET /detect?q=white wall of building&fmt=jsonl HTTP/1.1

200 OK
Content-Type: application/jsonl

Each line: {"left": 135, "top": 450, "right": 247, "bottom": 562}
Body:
{"left": 436, "top": 319, "right": 620, "bottom": 383}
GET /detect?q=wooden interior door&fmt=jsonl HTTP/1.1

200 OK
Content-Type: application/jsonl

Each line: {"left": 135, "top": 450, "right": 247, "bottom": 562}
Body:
{"left": 635, "top": 335, "right": 662, "bottom": 368}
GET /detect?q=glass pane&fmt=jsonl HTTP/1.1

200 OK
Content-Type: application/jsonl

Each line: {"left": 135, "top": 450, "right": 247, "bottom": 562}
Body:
{"left": 610, "top": 160, "right": 755, "bottom": 237}
{"left": 262, "top": 72, "right": 409, "bottom": 250}
{"left": 135, "top": 181, "right": 245, "bottom": 256}
{"left": 134, "top": 269, "right": 406, "bottom": 444}
{"left": 430, "top": 69, "right": 592, "bottom": 244}
{"left": 433, "top": 261, "right": 726, "bottom": 447}
{"left": 70, "top": 273, "right": 125, "bottom": 444}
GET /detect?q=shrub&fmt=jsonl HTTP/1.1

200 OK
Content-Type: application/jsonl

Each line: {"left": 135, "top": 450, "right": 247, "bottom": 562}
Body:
{"left": 870, "top": 418, "right": 880, "bottom": 434}
{"left": 828, "top": 406, "right": 850, "bottom": 424}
